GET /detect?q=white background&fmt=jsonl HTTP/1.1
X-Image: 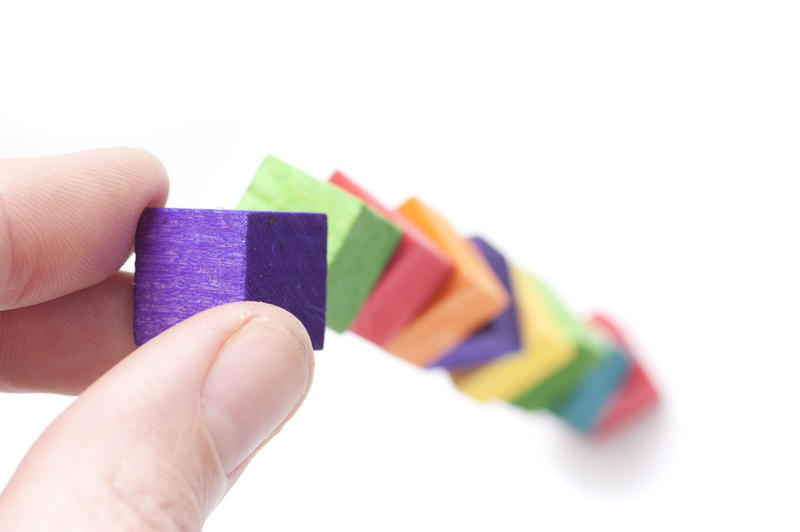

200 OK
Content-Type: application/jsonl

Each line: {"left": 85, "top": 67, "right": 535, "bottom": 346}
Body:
{"left": 2, "top": 1, "right": 799, "bottom": 530}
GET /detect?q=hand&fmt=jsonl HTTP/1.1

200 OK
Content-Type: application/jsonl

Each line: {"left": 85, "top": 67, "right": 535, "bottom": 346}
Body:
{"left": 0, "top": 149, "right": 314, "bottom": 530}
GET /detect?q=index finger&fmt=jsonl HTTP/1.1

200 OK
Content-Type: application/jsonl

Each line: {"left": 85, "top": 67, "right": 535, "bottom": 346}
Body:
{"left": 0, "top": 148, "right": 169, "bottom": 310}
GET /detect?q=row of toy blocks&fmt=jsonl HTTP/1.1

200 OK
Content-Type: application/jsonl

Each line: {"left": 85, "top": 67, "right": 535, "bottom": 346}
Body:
{"left": 328, "top": 172, "right": 453, "bottom": 346}
{"left": 332, "top": 171, "right": 630, "bottom": 414}
{"left": 135, "top": 159, "right": 493, "bottom": 361}
{"left": 133, "top": 155, "right": 657, "bottom": 435}
{"left": 449, "top": 261, "right": 657, "bottom": 433}
{"left": 328, "top": 173, "right": 513, "bottom": 365}
{"left": 134, "top": 159, "right": 515, "bottom": 369}
{"left": 236, "top": 156, "right": 506, "bottom": 359}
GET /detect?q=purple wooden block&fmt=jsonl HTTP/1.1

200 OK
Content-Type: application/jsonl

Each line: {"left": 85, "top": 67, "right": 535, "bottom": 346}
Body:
{"left": 427, "top": 237, "right": 521, "bottom": 370}
{"left": 134, "top": 208, "right": 327, "bottom": 349}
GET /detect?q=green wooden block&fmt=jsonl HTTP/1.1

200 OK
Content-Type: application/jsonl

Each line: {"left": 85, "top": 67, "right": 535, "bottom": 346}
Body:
{"left": 238, "top": 156, "right": 402, "bottom": 332}
{"left": 510, "top": 279, "right": 602, "bottom": 410}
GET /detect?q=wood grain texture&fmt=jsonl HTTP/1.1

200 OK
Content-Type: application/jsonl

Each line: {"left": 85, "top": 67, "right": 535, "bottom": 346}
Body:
{"left": 450, "top": 268, "right": 575, "bottom": 401}
{"left": 238, "top": 156, "right": 401, "bottom": 331}
{"left": 427, "top": 236, "right": 521, "bottom": 370}
{"left": 589, "top": 314, "right": 659, "bottom": 435}
{"left": 329, "top": 171, "right": 452, "bottom": 345}
{"left": 134, "top": 208, "right": 327, "bottom": 349}
{"left": 385, "top": 198, "right": 509, "bottom": 366}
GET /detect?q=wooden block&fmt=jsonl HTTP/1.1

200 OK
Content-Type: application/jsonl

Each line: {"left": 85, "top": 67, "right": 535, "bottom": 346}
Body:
{"left": 549, "top": 331, "right": 631, "bottom": 433}
{"left": 328, "top": 171, "right": 453, "bottom": 345}
{"left": 384, "top": 198, "right": 509, "bottom": 366}
{"left": 510, "top": 282, "right": 602, "bottom": 410}
{"left": 428, "top": 236, "right": 521, "bottom": 370}
{"left": 134, "top": 208, "right": 327, "bottom": 349}
{"left": 238, "top": 156, "right": 402, "bottom": 332}
{"left": 450, "top": 268, "right": 577, "bottom": 401}
{"left": 589, "top": 314, "right": 659, "bottom": 435}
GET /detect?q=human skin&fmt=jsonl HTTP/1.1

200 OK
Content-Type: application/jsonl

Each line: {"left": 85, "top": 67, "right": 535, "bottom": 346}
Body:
{"left": 0, "top": 148, "right": 314, "bottom": 531}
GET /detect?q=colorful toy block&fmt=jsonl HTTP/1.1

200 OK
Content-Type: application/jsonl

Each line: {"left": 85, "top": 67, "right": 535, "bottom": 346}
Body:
{"left": 384, "top": 198, "right": 509, "bottom": 366}
{"left": 589, "top": 314, "right": 659, "bottom": 435}
{"left": 549, "top": 332, "right": 631, "bottom": 433}
{"left": 450, "top": 268, "right": 577, "bottom": 401}
{"left": 428, "top": 236, "right": 521, "bottom": 370}
{"left": 328, "top": 171, "right": 453, "bottom": 345}
{"left": 510, "top": 283, "right": 602, "bottom": 410}
{"left": 133, "top": 208, "right": 327, "bottom": 349}
{"left": 238, "top": 156, "right": 402, "bottom": 332}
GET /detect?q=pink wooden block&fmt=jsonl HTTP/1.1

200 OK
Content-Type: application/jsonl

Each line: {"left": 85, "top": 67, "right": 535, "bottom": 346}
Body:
{"left": 589, "top": 314, "right": 659, "bottom": 435}
{"left": 329, "top": 171, "right": 453, "bottom": 345}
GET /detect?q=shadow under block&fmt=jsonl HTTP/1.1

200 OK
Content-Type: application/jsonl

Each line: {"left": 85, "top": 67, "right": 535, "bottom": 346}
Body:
{"left": 238, "top": 156, "right": 402, "bottom": 332}
{"left": 428, "top": 236, "right": 521, "bottom": 370}
{"left": 450, "top": 268, "right": 577, "bottom": 401}
{"left": 549, "top": 332, "right": 631, "bottom": 434}
{"left": 328, "top": 171, "right": 453, "bottom": 345}
{"left": 384, "top": 198, "right": 509, "bottom": 366}
{"left": 589, "top": 314, "right": 659, "bottom": 435}
{"left": 133, "top": 208, "right": 327, "bottom": 349}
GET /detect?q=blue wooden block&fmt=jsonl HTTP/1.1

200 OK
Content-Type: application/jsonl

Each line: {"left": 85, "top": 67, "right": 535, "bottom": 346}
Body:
{"left": 550, "top": 339, "right": 631, "bottom": 433}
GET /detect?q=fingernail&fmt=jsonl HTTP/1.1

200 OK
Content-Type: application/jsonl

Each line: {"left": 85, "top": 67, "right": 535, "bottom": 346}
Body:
{"left": 202, "top": 318, "right": 311, "bottom": 475}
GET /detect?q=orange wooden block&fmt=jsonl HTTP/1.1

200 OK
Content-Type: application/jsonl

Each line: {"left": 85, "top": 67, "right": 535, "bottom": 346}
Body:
{"left": 385, "top": 198, "right": 509, "bottom": 366}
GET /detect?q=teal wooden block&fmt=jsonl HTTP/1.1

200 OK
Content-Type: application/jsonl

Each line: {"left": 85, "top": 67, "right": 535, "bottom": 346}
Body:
{"left": 549, "top": 339, "right": 632, "bottom": 433}
{"left": 238, "top": 156, "right": 402, "bottom": 331}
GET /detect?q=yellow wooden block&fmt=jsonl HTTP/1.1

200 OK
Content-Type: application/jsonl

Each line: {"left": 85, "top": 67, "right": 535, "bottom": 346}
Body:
{"left": 450, "top": 267, "right": 576, "bottom": 401}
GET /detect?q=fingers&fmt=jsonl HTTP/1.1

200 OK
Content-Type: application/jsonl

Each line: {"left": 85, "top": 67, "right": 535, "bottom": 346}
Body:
{"left": 0, "top": 272, "right": 136, "bottom": 395}
{"left": 0, "top": 302, "right": 314, "bottom": 531}
{"left": 0, "top": 148, "right": 169, "bottom": 310}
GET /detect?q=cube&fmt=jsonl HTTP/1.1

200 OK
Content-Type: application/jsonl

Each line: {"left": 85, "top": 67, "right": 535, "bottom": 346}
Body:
{"left": 134, "top": 208, "right": 327, "bottom": 349}
{"left": 428, "top": 236, "right": 521, "bottom": 370}
{"left": 510, "top": 280, "right": 601, "bottom": 410}
{"left": 451, "top": 268, "right": 578, "bottom": 401}
{"left": 589, "top": 314, "right": 659, "bottom": 435}
{"left": 385, "top": 198, "right": 509, "bottom": 366}
{"left": 328, "top": 171, "right": 453, "bottom": 345}
{"left": 549, "top": 333, "right": 631, "bottom": 433}
{"left": 238, "top": 156, "right": 402, "bottom": 332}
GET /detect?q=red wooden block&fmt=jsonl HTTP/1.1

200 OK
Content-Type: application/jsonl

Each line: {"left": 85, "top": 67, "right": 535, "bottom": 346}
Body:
{"left": 329, "top": 171, "right": 453, "bottom": 345}
{"left": 589, "top": 314, "right": 659, "bottom": 435}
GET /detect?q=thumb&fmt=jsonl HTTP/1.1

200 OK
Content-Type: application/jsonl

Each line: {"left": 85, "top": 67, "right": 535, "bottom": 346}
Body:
{"left": 0, "top": 301, "right": 313, "bottom": 531}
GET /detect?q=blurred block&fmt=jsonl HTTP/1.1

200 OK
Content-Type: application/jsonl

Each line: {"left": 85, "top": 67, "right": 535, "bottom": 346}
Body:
{"left": 549, "top": 332, "right": 631, "bottom": 433}
{"left": 328, "top": 171, "right": 453, "bottom": 345}
{"left": 589, "top": 314, "right": 659, "bottom": 435}
{"left": 385, "top": 198, "right": 509, "bottom": 366}
{"left": 134, "top": 208, "right": 327, "bottom": 349}
{"left": 238, "top": 156, "right": 402, "bottom": 332}
{"left": 428, "top": 236, "right": 521, "bottom": 370}
{"left": 450, "top": 268, "right": 576, "bottom": 401}
{"left": 510, "top": 282, "right": 601, "bottom": 410}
